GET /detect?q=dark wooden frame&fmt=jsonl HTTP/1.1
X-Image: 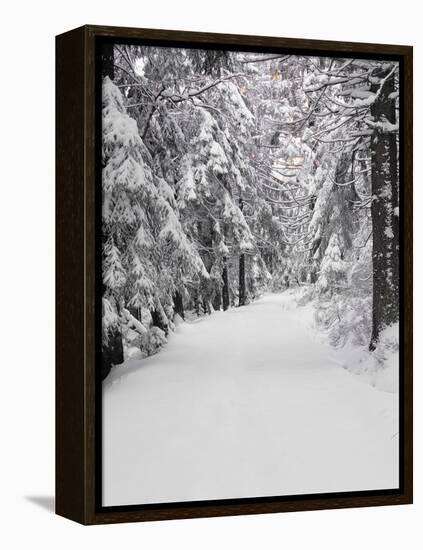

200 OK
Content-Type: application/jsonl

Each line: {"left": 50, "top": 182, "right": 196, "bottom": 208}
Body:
{"left": 56, "top": 24, "right": 413, "bottom": 525}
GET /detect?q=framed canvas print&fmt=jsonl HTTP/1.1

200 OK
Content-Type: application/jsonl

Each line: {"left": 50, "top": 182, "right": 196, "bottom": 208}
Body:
{"left": 56, "top": 25, "right": 413, "bottom": 524}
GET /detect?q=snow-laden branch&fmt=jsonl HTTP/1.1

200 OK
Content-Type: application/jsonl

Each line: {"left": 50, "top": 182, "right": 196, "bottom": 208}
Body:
{"left": 363, "top": 117, "right": 399, "bottom": 134}
{"left": 327, "top": 170, "right": 364, "bottom": 188}
{"left": 324, "top": 65, "right": 398, "bottom": 111}
{"left": 303, "top": 57, "right": 355, "bottom": 78}
{"left": 304, "top": 74, "right": 368, "bottom": 93}
{"left": 162, "top": 74, "right": 246, "bottom": 103}
{"left": 241, "top": 55, "right": 291, "bottom": 64}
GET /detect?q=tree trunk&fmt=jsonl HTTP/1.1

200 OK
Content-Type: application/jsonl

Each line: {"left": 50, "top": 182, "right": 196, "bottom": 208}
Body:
{"left": 151, "top": 299, "right": 169, "bottom": 335}
{"left": 212, "top": 291, "right": 221, "bottom": 311}
{"left": 222, "top": 258, "right": 230, "bottom": 311}
{"left": 101, "top": 43, "right": 115, "bottom": 80}
{"left": 173, "top": 291, "right": 185, "bottom": 320}
{"left": 102, "top": 326, "right": 124, "bottom": 380}
{"left": 238, "top": 197, "right": 246, "bottom": 307}
{"left": 239, "top": 253, "right": 246, "bottom": 306}
{"left": 128, "top": 305, "right": 141, "bottom": 321}
{"left": 194, "top": 288, "right": 200, "bottom": 316}
{"left": 369, "top": 66, "right": 399, "bottom": 350}
{"left": 102, "top": 296, "right": 124, "bottom": 380}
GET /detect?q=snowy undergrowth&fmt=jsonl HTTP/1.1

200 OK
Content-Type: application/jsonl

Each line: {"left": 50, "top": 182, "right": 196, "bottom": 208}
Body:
{"left": 293, "top": 285, "right": 399, "bottom": 393}
{"left": 121, "top": 308, "right": 168, "bottom": 361}
{"left": 336, "top": 324, "right": 399, "bottom": 394}
{"left": 121, "top": 305, "right": 220, "bottom": 363}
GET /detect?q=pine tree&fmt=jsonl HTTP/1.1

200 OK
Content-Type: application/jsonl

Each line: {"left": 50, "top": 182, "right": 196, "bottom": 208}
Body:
{"left": 317, "top": 234, "right": 348, "bottom": 295}
{"left": 102, "top": 75, "right": 210, "bottom": 374}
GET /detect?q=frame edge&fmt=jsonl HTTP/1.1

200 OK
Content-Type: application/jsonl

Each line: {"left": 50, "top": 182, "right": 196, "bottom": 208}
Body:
{"left": 56, "top": 25, "right": 89, "bottom": 525}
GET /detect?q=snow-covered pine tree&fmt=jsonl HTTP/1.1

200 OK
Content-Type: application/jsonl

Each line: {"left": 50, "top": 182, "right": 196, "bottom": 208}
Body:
{"left": 102, "top": 75, "right": 157, "bottom": 374}
{"left": 317, "top": 233, "right": 348, "bottom": 294}
{"left": 102, "top": 76, "right": 208, "bottom": 374}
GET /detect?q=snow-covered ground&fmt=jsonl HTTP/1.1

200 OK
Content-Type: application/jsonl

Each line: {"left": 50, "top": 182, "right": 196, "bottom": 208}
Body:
{"left": 103, "top": 292, "right": 399, "bottom": 506}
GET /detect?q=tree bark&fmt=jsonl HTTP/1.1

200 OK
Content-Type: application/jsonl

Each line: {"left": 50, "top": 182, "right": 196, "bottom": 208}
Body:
{"left": 151, "top": 298, "right": 169, "bottom": 335}
{"left": 239, "top": 253, "right": 246, "bottom": 306}
{"left": 101, "top": 43, "right": 115, "bottom": 80}
{"left": 128, "top": 305, "right": 141, "bottom": 321}
{"left": 194, "top": 288, "right": 200, "bottom": 316}
{"left": 222, "top": 258, "right": 230, "bottom": 311}
{"left": 173, "top": 291, "right": 185, "bottom": 320}
{"left": 151, "top": 309, "right": 168, "bottom": 334}
{"left": 101, "top": 325, "right": 124, "bottom": 380}
{"left": 369, "top": 66, "right": 399, "bottom": 350}
{"left": 238, "top": 198, "right": 246, "bottom": 306}
{"left": 212, "top": 291, "right": 221, "bottom": 311}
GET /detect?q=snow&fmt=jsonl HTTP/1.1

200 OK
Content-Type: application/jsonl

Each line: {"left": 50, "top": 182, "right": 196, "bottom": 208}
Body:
{"left": 224, "top": 81, "right": 255, "bottom": 127}
{"left": 103, "top": 292, "right": 399, "bottom": 506}
{"left": 122, "top": 308, "right": 147, "bottom": 335}
{"left": 337, "top": 323, "right": 399, "bottom": 394}
{"left": 103, "top": 242, "right": 126, "bottom": 290}
{"left": 177, "top": 160, "right": 197, "bottom": 207}
{"left": 385, "top": 226, "right": 394, "bottom": 239}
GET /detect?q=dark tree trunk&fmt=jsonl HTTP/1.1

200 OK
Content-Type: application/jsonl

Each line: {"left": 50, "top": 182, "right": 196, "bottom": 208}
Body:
{"left": 151, "top": 301, "right": 169, "bottom": 335}
{"left": 194, "top": 288, "right": 200, "bottom": 316}
{"left": 212, "top": 291, "right": 221, "bottom": 312}
{"left": 102, "top": 296, "right": 124, "bottom": 380}
{"left": 239, "top": 253, "right": 246, "bottom": 306}
{"left": 264, "top": 251, "right": 273, "bottom": 273}
{"left": 101, "top": 326, "right": 124, "bottom": 380}
{"left": 151, "top": 309, "right": 167, "bottom": 333}
{"left": 173, "top": 291, "right": 185, "bottom": 320}
{"left": 128, "top": 305, "right": 141, "bottom": 321}
{"left": 238, "top": 198, "right": 246, "bottom": 307}
{"left": 101, "top": 43, "right": 115, "bottom": 80}
{"left": 222, "top": 258, "right": 230, "bottom": 311}
{"left": 369, "top": 66, "right": 399, "bottom": 350}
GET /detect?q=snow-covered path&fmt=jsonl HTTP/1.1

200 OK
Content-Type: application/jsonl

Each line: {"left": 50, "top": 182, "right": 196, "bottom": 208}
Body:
{"left": 103, "top": 293, "right": 399, "bottom": 506}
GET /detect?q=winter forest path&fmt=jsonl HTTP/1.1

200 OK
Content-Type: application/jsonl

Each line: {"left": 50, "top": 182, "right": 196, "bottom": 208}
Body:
{"left": 103, "top": 292, "right": 399, "bottom": 506}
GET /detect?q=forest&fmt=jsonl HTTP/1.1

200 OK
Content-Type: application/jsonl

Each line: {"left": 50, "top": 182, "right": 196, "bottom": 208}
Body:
{"left": 101, "top": 44, "right": 400, "bottom": 382}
